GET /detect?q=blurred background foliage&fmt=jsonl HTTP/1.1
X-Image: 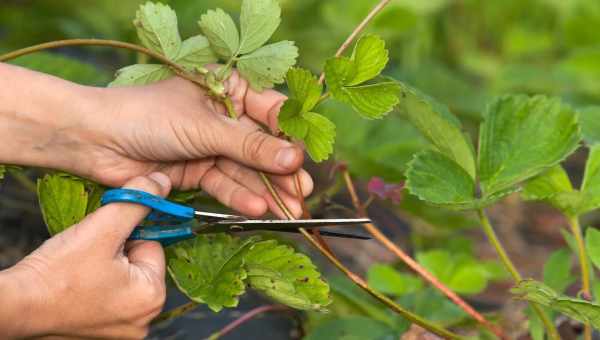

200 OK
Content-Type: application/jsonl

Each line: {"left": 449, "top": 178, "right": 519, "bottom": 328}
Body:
{"left": 2, "top": 1, "right": 600, "bottom": 337}
{"left": 2, "top": 0, "right": 599, "bottom": 182}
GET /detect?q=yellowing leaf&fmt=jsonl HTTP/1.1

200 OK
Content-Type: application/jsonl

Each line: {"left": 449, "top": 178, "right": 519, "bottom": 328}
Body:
{"left": 239, "top": 0, "right": 281, "bottom": 54}
{"left": 134, "top": 2, "right": 181, "bottom": 60}
{"left": 109, "top": 64, "right": 173, "bottom": 87}
{"left": 397, "top": 83, "right": 476, "bottom": 179}
{"left": 479, "top": 95, "right": 581, "bottom": 196}
{"left": 348, "top": 35, "right": 388, "bottom": 86}
{"left": 512, "top": 279, "right": 600, "bottom": 329}
{"left": 198, "top": 8, "right": 239, "bottom": 59}
{"left": 37, "top": 174, "right": 88, "bottom": 236}
{"left": 166, "top": 234, "right": 258, "bottom": 312}
{"left": 244, "top": 240, "right": 331, "bottom": 310}
{"left": 175, "top": 35, "right": 217, "bottom": 71}
{"left": 237, "top": 41, "right": 298, "bottom": 91}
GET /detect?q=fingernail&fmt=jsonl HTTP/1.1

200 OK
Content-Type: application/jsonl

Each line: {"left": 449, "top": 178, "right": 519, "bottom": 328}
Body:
{"left": 275, "top": 147, "right": 298, "bottom": 169}
{"left": 148, "top": 172, "right": 171, "bottom": 189}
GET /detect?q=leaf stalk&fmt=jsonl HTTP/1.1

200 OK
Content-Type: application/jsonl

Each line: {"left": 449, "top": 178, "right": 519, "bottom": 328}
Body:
{"left": 567, "top": 216, "right": 592, "bottom": 340}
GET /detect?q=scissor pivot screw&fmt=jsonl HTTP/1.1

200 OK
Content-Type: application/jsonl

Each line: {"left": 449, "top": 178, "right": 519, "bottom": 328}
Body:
{"left": 229, "top": 225, "right": 244, "bottom": 232}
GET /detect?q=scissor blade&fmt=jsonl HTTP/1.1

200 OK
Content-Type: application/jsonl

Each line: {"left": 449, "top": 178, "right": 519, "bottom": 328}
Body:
{"left": 198, "top": 218, "right": 371, "bottom": 233}
{"left": 271, "top": 229, "right": 372, "bottom": 240}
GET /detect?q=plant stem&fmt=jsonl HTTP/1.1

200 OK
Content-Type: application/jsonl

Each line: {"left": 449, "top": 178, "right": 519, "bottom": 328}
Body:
{"left": 568, "top": 216, "right": 592, "bottom": 340}
{"left": 207, "top": 305, "right": 288, "bottom": 340}
{"left": 0, "top": 39, "right": 210, "bottom": 89}
{"left": 477, "top": 209, "right": 560, "bottom": 340}
{"left": 318, "top": 0, "right": 392, "bottom": 84}
{"left": 258, "top": 173, "right": 460, "bottom": 339}
{"left": 152, "top": 302, "right": 199, "bottom": 325}
{"left": 8, "top": 169, "right": 37, "bottom": 193}
{"left": 342, "top": 171, "right": 506, "bottom": 339}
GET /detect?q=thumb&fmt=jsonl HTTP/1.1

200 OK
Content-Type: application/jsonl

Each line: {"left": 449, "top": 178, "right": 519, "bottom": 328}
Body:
{"left": 78, "top": 172, "right": 172, "bottom": 251}
{"left": 214, "top": 117, "right": 304, "bottom": 174}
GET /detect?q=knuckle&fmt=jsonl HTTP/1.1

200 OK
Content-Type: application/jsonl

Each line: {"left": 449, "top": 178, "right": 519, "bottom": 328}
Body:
{"left": 141, "top": 281, "right": 167, "bottom": 312}
{"left": 127, "top": 176, "right": 162, "bottom": 194}
{"left": 242, "top": 130, "right": 269, "bottom": 161}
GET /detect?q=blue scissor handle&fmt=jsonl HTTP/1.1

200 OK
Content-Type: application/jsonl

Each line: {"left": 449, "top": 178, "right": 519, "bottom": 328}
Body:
{"left": 101, "top": 189, "right": 197, "bottom": 246}
{"left": 101, "top": 188, "right": 195, "bottom": 223}
{"left": 129, "top": 225, "right": 196, "bottom": 246}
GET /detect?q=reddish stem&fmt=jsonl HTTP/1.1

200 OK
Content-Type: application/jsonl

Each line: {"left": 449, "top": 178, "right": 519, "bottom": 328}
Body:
{"left": 341, "top": 170, "right": 506, "bottom": 339}
{"left": 208, "top": 305, "right": 288, "bottom": 339}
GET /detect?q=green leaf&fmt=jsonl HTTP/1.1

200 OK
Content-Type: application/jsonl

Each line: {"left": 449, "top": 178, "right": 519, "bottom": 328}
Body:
{"left": 348, "top": 35, "right": 388, "bottom": 86}
{"left": 580, "top": 145, "right": 600, "bottom": 214}
{"left": 366, "top": 264, "right": 422, "bottom": 296}
{"left": 417, "top": 250, "right": 493, "bottom": 295}
{"left": 166, "top": 234, "right": 258, "bottom": 312}
{"left": 304, "top": 316, "right": 398, "bottom": 340}
{"left": 198, "top": 8, "right": 239, "bottom": 59}
{"left": 521, "top": 165, "right": 584, "bottom": 215}
{"left": 243, "top": 240, "right": 331, "bottom": 310}
{"left": 0, "top": 166, "right": 5, "bottom": 180}
{"left": 522, "top": 166, "right": 573, "bottom": 202}
{"left": 580, "top": 106, "right": 600, "bottom": 145}
{"left": 586, "top": 228, "right": 600, "bottom": 272}
{"left": 239, "top": 0, "right": 281, "bottom": 54}
{"left": 37, "top": 174, "right": 88, "bottom": 236}
{"left": 478, "top": 95, "right": 581, "bottom": 196}
{"left": 543, "top": 248, "right": 575, "bottom": 294}
{"left": 342, "top": 81, "right": 401, "bottom": 119}
{"left": 512, "top": 279, "right": 600, "bottom": 329}
{"left": 405, "top": 150, "right": 476, "bottom": 209}
{"left": 303, "top": 112, "right": 336, "bottom": 163}
{"left": 324, "top": 36, "right": 398, "bottom": 119}
{"left": 175, "top": 35, "right": 218, "bottom": 71}
{"left": 109, "top": 64, "right": 173, "bottom": 87}
{"left": 279, "top": 99, "right": 308, "bottom": 139}
{"left": 396, "top": 83, "right": 476, "bottom": 179}
{"left": 286, "top": 68, "right": 322, "bottom": 113}
{"left": 134, "top": 2, "right": 181, "bottom": 60}
{"left": 447, "top": 265, "right": 488, "bottom": 295}
{"left": 237, "top": 41, "right": 298, "bottom": 91}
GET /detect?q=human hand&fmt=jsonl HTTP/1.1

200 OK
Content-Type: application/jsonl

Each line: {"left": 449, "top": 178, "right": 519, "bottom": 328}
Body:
{"left": 77, "top": 72, "right": 312, "bottom": 218}
{"left": 0, "top": 173, "right": 171, "bottom": 339}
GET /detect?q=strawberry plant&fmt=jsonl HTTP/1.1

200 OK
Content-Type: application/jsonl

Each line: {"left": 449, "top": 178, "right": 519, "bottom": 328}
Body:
{"left": 2, "top": 0, "right": 600, "bottom": 339}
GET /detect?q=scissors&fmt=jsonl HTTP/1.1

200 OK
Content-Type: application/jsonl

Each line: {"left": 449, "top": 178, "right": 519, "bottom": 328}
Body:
{"left": 100, "top": 188, "right": 372, "bottom": 246}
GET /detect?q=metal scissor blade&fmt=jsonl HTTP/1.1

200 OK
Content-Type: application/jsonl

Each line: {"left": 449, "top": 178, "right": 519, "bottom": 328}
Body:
{"left": 197, "top": 218, "right": 371, "bottom": 233}
{"left": 269, "top": 229, "right": 372, "bottom": 240}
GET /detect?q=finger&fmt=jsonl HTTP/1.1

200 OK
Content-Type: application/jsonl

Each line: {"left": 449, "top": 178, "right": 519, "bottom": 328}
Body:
{"left": 243, "top": 87, "right": 287, "bottom": 133}
{"left": 200, "top": 167, "right": 268, "bottom": 217}
{"left": 78, "top": 172, "right": 172, "bottom": 249}
{"left": 216, "top": 158, "right": 313, "bottom": 197}
{"left": 215, "top": 159, "right": 303, "bottom": 218}
{"left": 126, "top": 240, "right": 166, "bottom": 280}
{"left": 213, "top": 117, "right": 304, "bottom": 174}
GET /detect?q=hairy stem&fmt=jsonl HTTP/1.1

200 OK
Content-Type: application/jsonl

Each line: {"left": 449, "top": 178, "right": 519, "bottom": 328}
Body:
{"left": 568, "top": 216, "right": 592, "bottom": 340}
{"left": 477, "top": 209, "right": 559, "bottom": 340}
{"left": 0, "top": 39, "right": 209, "bottom": 89}
{"left": 207, "top": 305, "right": 289, "bottom": 340}
{"left": 342, "top": 170, "right": 506, "bottom": 339}
{"left": 318, "top": 0, "right": 392, "bottom": 84}
{"left": 152, "top": 302, "right": 199, "bottom": 325}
